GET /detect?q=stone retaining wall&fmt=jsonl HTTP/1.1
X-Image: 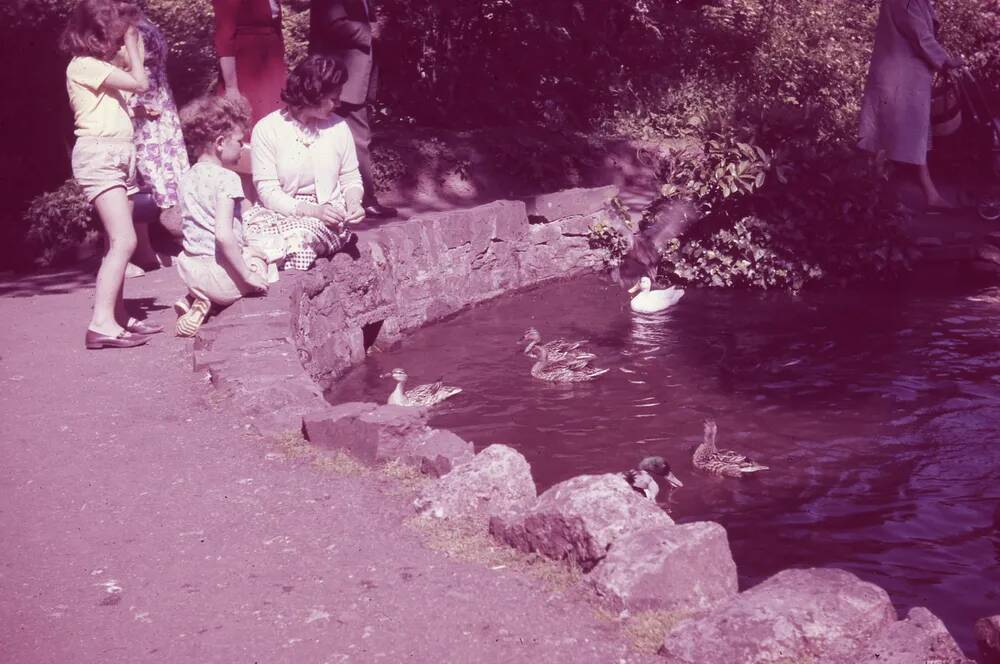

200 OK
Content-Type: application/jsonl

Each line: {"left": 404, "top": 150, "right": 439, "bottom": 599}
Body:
{"left": 291, "top": 185, "right": 620, "bottom": 391}
{"left": 194, "top": 184, "right": 976, "bottom": 661}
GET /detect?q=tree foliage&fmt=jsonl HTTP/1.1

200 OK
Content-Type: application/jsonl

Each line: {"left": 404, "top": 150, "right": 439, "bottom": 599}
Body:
{"left": 4, "top": 0, "right": 998, "bottom": 271}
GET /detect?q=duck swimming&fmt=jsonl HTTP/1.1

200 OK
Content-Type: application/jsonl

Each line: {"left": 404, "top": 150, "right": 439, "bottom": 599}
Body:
{"left": 628, "top": 276, "right": 685, "bottom": 314}
{"left": 693, "top": 420, "right": 769, "bottom": 477}
{"left": 528, "top": 346, "right": 608, "bottom": 383}
{"left": 520, "top": 327, "right": 596, "bottom": 364}
{"left": 383, "top": 368, "right": 462, "bottom": 407}
{"left": 622, "top": 456, "right": 684, "bottom": 501}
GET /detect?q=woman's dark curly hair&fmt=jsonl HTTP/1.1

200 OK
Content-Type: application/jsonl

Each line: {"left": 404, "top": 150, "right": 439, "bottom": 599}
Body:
{"left": 281, "top": 54, "right": 348, "bottom": 112}
{"left": 179, "top": 94, "right": 252, "bottom": 160}
{"left": 60, "top": 0, "right": 139, "bottom": 60}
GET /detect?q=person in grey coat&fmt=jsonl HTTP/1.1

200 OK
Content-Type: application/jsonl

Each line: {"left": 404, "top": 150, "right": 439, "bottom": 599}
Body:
{"left": 858, "top": 0, "right": 963, "bottom": 210}
{"left": 309, "top": 0, "right": 397, "bottom": 219}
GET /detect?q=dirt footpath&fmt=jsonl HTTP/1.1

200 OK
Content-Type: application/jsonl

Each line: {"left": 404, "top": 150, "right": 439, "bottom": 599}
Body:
{"left": 0, "top": 266, "right": 654, "bottom": 663}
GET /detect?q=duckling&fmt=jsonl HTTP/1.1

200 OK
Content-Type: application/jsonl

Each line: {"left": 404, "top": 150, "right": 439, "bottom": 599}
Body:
{"left": 529, "top": 346, "right": 608, "bottom": 383}
{"left": 622, "top": 456, "right": 684, "bottom": 501}
{"left": 382, "top": 368, "right": 462, "bottom": 407}
{"left": 628, "top": 276, "right": 685, "bottom": 314}
{"left": 520, "top": 327, "right": 596, "bottom": 364}
{"left": 693, "top": 420, "right": 769, "bottom": 478}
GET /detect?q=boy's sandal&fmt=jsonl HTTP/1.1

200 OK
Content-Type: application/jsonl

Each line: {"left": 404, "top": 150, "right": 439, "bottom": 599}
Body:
{"left": 174, "top": 300, "right": 210, "bottom": 338}
{"left": 126, "top": 317, "right": 164, "bottom": 335}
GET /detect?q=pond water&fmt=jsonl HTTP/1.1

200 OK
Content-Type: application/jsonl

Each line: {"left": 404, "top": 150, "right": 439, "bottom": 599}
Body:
{"left": 329, "top": 274, "right": 1000, "bottom": 653}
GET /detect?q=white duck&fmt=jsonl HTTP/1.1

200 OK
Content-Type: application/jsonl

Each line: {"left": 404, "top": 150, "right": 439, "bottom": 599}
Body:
{"left": 383, "top": 368, "right": 462, "bottom": 407}
{"left": 628, "top": 276, "right": 685, "bottom": 314}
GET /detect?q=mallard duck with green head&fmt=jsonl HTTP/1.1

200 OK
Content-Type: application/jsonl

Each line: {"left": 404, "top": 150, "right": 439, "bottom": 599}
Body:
{"left": 621, "top": 456, "right": 684, "bottom": 501}
{"left": 693, "top": 420, "right": 769, "bottom": 477}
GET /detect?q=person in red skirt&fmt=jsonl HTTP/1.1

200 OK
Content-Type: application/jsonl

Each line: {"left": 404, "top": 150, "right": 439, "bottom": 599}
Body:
{"left": 212, "top": 0, "right": 287, "bottom": 128}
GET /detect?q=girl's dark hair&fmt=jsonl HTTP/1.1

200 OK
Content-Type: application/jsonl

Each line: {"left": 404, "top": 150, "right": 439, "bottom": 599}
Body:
{"left": 60, "top": 0, "right": 135, "bottom": 60}
{"left": 180, "top": 94, "right": 252, "bottom": 159}
{"left": 281, "top": 54, "right": 348, "bottom": 111}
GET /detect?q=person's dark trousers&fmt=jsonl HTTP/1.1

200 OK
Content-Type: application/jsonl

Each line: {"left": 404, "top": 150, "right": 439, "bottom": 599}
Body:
{"left": 338, "top": 101, "right": 377, "bottom": 207}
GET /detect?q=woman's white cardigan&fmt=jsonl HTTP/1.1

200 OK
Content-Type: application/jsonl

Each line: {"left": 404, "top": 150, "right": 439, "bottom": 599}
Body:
{"left": 251, "top": 109, "right": 364, "bottom": 215}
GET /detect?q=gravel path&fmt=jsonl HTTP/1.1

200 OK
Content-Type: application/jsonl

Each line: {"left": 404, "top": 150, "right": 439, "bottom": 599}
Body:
{"left": 0, "top": 266, "right": 655, "bottom": 663}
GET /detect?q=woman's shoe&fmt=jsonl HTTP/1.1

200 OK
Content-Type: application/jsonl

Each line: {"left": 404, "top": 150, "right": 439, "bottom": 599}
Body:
{"left": 85, "top": 329, "right": 149, "bottom": 350}
{"left": 126, "top": 317, "right": 164, "bottom": 335}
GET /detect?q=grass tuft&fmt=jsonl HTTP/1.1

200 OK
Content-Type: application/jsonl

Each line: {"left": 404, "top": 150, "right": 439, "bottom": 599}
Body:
{"left": 624, "top": 610, "right": 689, "bottom": 654}
{"left": 404, "top": 514, "right": 581, "bottom": 592}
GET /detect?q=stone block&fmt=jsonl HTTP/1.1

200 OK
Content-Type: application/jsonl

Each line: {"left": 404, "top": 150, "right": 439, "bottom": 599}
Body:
{"left": 525, "top": 185, "right": 619, "bottom": 222}
{"left": 415, "top": 444, "right": 537, "bottom": 527}
{"left": 588, "top": 522, "right": 737, "bottom": 613}
{"left": 302, "top": 402, "right": 382, "bottom": 455}
{"left": 489, "top": 473, "right": 674, "bottom": 571}
{"left": 659, "top": 568, "right": 896, "bottom": 664}
{"left": 302, "top": 403, "right": 471, "bottom": 474}
{"left": 977, "top": 615, "right": 1000, "bottom": 664}
{"left": 316, "top": 403, "right": 426, "bottom": 464}
{"left": 849, "top": 607, "right": 971, "bottom": 664}
{"left": 398, "top": 428, "right": 474, "bottom": 477}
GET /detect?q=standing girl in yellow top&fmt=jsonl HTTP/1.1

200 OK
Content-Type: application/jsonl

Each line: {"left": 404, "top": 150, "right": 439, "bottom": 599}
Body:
{"left": 62, "top": 0, "right": 159, "bottom": 349}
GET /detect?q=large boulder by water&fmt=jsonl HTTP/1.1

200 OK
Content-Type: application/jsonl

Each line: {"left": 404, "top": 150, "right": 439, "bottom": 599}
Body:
{"left": 302, "top": 402, "right": 473, "bottom": 475}
{"left": 587, "top": 522, "right": 737, "bottom": 613}
{"left": 413, "top": 444, "right": 537, "bottom": 528}
{"left": 658, "top": 568, "right": 896, "bottom": 664}
{"left": 978, "top": 615, "right": 1000, "bottom": 664}
{"left": 489, "top": 474, "right": 674, "bottom": 571}
{"left": 849, "top": 607, "right": 971, "bottom": 664}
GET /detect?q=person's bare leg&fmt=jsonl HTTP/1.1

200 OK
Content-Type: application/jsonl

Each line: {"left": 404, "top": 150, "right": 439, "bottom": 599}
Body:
{"left": 131, "top": 216, "right": 158, "bottom": 268}
{"left": 919, "top": 163, "right": 952, "bottom": 208}
{"left": 90, "top": 187, "right": 137, "bottom": 336}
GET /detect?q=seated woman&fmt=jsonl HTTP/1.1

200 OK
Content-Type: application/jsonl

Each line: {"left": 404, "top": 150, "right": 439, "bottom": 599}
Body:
{"left": 247, "top": 54, "right": 364, "bottom": 270}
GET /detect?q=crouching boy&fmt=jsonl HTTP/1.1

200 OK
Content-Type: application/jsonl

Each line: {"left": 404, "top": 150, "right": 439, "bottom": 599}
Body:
{"left": 174, "top": 95, "right": 269, "bottom": 336}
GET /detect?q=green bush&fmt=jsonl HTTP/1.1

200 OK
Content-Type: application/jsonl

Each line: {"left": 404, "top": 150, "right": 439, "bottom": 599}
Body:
{"left": 646, "top": 107, "right": 912, "bottom": 292}
{"left": 3, "top": 0, "right": 997, "bottom": 272}
{"left": 23, "top": 179, "right": 99, "bottom": 268}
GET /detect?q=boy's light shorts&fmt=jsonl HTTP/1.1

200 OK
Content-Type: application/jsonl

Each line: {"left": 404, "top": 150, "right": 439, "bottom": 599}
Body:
{"left": 71, "top": 136, "right": 139, "bottom": 202}
{"left": 176, "top": 250, "right": 256, "bottom": 307}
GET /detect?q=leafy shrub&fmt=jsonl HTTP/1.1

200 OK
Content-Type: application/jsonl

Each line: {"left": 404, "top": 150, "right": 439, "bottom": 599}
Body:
{"left": 23, "top": 179, "right": 99, "bottom": 268}
{"left": 587, "top": 198, "right": 634, "bottom": 266}
{"left": 648, "top": 107, "right": 912, "bottom": 292}
{"left": 3, "top": 0, "right": 997, "bottom": 273}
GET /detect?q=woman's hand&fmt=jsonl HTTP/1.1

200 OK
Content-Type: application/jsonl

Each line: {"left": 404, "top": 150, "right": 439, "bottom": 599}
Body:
{"left": 343, "top": 201, "right": 365, "bottom": 225}
{"left": 343, "top": 189, "right": 365, "bottom": 224}
{"left": 316, "top": 203, "right": 349, "bottom": 228}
